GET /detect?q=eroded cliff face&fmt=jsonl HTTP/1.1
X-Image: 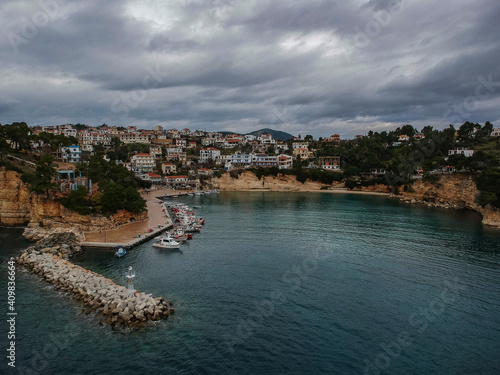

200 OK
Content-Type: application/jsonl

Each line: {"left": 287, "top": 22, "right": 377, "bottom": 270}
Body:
{"left": 213, "top": 171, "right": 325, "bottom": 191}
{"left": 0, "top": 169, "right": 31, "bottom": 226}
{"left": 398, "top": 174, "right": 500, "bottom": 228}
{"left": 214, "top": 171, "right": 500, "bottom": 228}
{"left": 0, "top": 168, "right": 147, "bottom": 240}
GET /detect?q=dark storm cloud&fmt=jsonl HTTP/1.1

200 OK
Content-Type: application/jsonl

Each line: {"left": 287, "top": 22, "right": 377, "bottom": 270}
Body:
{"left": 1, "top": 0, "right": 499, "bottom": 137}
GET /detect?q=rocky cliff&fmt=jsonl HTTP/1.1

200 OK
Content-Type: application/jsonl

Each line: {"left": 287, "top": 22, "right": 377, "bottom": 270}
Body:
{"left": 0, "top": 169, "right": 31, "bottom": 226}
{"left": 398, "top": 174, "right": 500, "bottom": 228}
{"left": 0, "top": 168, "right": 147, "bottom": 240}
{"left": 214, "top": 171, "right": 326, "bottom": 191}
{"left": 214, "top": 171, "right": 500, "bottom": 228}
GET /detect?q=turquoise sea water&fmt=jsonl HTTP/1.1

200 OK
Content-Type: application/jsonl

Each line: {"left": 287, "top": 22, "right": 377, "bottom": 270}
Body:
{"left": 1, "top": 192, "right": 500, "bottom": 375}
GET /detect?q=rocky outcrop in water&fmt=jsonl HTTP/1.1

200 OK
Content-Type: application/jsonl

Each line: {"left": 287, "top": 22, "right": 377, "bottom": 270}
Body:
{"left": 15, "top": 233, "right": 173, "bottom": 329}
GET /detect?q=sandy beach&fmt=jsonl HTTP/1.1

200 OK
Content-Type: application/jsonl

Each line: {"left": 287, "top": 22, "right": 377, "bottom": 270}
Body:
{"left": 83, "top": 187, "right": 181, "bottom": 243}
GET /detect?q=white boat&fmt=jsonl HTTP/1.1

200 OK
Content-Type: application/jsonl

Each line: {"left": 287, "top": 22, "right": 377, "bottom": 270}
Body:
{"left": 152, "top": 236, "right": 181, "bottom": 249}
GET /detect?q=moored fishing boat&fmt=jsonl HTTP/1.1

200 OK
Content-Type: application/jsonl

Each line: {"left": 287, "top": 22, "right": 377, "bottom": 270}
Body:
{"left": 152, "top": 235, "right": 181, "bottom": 249}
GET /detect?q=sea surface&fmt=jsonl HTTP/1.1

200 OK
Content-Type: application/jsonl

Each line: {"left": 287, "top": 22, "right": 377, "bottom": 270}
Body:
{"left": 1, "top": 192, "right": 500, "bottom": 375}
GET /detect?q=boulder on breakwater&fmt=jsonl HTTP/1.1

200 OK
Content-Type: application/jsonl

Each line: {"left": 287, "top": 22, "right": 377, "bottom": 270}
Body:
{"left": 15, "top": 233, "right": 174, "bottom": 329}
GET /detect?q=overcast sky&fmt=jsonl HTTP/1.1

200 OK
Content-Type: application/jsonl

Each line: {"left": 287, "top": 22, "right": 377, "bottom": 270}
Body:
{"left": 1, "top": 0, "right": 499, "bottom": 138}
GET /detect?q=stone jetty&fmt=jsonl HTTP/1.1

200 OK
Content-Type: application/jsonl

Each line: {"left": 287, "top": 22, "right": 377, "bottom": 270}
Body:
{"left": 15, "top": 233, "right": 174, "bottom": 329}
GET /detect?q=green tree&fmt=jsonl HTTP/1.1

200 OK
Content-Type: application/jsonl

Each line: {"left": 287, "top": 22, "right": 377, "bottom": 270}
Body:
{"left": 4, "top": 122, "right": 31, "bottom": 151}
{"left": 21, "top": 154, "right": 57, "bottom": 195}
{"left": 60, "top": 186, "right": 91, "bottom": 215}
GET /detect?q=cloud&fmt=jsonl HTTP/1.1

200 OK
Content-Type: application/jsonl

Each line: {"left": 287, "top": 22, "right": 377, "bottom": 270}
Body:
{"left": 0, "top": 0, "right": 499, "bottom": 138}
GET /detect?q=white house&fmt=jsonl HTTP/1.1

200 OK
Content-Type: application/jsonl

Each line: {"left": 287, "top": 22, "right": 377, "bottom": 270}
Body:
{"left": 258, "top": 134, "right": 275, "bottom": 144}
{"left": 245, "top": 134, "right": 256, "bottom": 142}
{"left": 200, "top": 147, "right": 221, "bottom": 162}
{"left": 252, "top": 154, "right": 278, "bottom": 167}
{"left": 141, "top": 173, "right": 162, "bottom": 184}
{"left": 61, "top": 145, "right": 81, "bottom": 163}
{"left": 292, "top": 141, "right": 309, "bottom": 150}
{"left": 149, "top": 146, "right": 162, "bottom": 159}
{"left": 165, "top": 175, "right": 189, "bottom": 185}
{"left": 131, "top": 153, "right": 155, "bottom": 173}
{"left": 448, "top": 148, "right": 474, "bottom": 157}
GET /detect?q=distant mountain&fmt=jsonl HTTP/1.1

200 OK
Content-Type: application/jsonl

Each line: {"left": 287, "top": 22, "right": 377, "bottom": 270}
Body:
{"left": 246, "top": 128, "right": 294, "bottom": 141}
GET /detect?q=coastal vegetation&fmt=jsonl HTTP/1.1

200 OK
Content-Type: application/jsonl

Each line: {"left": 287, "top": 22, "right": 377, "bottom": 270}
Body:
{"left": 239, "top": 122, "right": 499, "bottom": 207}
{"left": 62, "top": 153, "right": 149, "bottom": 215}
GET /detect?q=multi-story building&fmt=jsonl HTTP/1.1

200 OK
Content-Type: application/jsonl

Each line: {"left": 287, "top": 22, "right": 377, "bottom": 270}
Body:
{"left": 61, "top": 145, "right": 81, "bottom": 163}
{"left": 202, "top": 137, "right": 215, "bottom": 146}
{"left": 166, "top": 147, "right": 185, "bottom": 161}
{"left": 149, "top": 146, "right": 162, "bottom": 159}
{"left": 277, "top": 154, "right": 293, "bottom": 169}
{"left": 293, "top": 141, "right": 309, "bottom": 150}
{"left": 293, "top": 147, "right": 311, "bottom": 160}
{"left": 275, "top": 141, "right": 289, "bottom": 153}
{"left": 253, "top": 154, "right": 278, "bottom": 167}
{"left": 319, "top": 156, "right": 341, "bottom": 170}
{"left": 141, "top": 173, "right": 162, "bottom": 184}
{"left": 165, "top": 175, "right": 189, "bottom": 185}
{"left": 200, "top": 147, "right": 221, "bottom": 163}
{"left": 223, "top": 139, "right": 242, "bottom": 148}
{"left": 119, "top": 133, "right": 151, "bottom": 144}
{"left": 161, "top": 162, "right": 177, "bottom": 174}
{"left": 448, "top": 148, "right": 474, "bottom": 157}
{"left": 258, "top": 134, "right": 275, "bottom": 144}
{"left": 245, "top": 134, "right": 256, "bottom": 142}
{"left": 175, "top": 139, "right": 187, "bottom": 148}
{"left": 324, "top": 134, "right": 340, "bottom": 143}
{"left": 131, "top": 153, "right": 155, "bottom": 173}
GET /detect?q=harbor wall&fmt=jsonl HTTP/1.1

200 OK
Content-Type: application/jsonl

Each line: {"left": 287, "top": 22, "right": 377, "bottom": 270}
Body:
{"left": 15, "top": 233, "right": 174, "bottom": 329}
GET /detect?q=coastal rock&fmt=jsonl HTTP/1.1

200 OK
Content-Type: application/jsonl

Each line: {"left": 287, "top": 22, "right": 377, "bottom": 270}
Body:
{"left": 0, "top": 167, "right": 147, "bottom": 239}
{"left": 398, "top": 174, "right": 500, "bottom": 228}
{"left": 214, "top": 171, "right": 326, "bottom": 191}
{"left": 14, "top": 233, "right": 171, "bottom": 329}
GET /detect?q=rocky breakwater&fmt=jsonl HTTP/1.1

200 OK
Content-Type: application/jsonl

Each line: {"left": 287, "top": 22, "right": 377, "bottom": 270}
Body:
{"left": 14, "top": 233, "right": 174, "bottom": 329}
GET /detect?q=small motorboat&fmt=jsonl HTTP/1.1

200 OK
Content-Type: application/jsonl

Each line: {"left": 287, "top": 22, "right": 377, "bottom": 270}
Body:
{"left": 115, "top": 246, "right": 126, "bottom": 257}
{"left": 152, "top": 236, "right": 181, "bottom": 249}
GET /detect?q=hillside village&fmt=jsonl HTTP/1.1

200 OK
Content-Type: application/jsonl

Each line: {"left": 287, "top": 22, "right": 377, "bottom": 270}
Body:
{"left": 1, "top": 122, "right": 500, "bottom": 201}
{"left": 15, "top": 124, "right": 343, "bottom": 190}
